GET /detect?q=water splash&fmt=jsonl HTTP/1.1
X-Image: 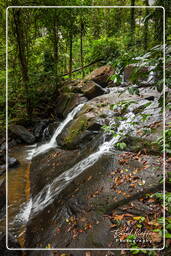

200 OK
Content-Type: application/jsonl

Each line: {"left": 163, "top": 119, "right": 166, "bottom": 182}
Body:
{"left": 12, "top": 198, "right": 33, "bottom": 225}
{"left": 26, "top": 103, "right": 84, "bottom": 160}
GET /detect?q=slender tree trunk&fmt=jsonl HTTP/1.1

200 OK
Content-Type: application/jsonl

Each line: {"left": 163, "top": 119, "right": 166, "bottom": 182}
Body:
{"left": 80, "top": 20, "right": 85, "bottom": 79}
{"left": 144, "top": 0, "right": 149, "bottom": 50}
{"left": 13, "top": 9, "right": 31, "bottom": 117}
{"left": 64, "top": 44, "right": 67, "bottom": 73}
{"left": 154, "top": 0, "right": 163, "bottom": 43}
{"left": 130, "top": 0, "right": 135, "bottom": 45}
{"left": 69, "top": 30, "right": 73, "bottom": 78}
{"left": 53, "top": 17, "right": 59, "bottom": 81}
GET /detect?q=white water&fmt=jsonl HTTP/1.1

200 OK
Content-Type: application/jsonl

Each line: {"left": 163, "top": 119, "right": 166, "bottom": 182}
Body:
{"left": 26, "top": 103, "right": 84, "bottom": 160}
{"left": 26, "top": 111, "right": 136, "bottom": 216}
{"left": 14, "top": 198, "right": 33, "bottom": 224}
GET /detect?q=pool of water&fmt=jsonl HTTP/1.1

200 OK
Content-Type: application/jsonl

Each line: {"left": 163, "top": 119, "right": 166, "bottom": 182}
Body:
{"left": 0, "top": 145, "right": 31, "bottom": 247}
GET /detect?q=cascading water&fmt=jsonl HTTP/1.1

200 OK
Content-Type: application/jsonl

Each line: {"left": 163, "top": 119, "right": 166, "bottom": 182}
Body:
{"left": 22, "top": 111, "right": 137, "bottom": 218}
{"left": 13, "top": 94, "right": 155, "bottom": 229}
{"left": 26, "top": 103, "right": 84, "bottom": 160}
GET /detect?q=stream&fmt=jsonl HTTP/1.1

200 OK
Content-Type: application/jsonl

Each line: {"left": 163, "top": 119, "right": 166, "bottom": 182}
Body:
{"left": 5, "top": 103, "right": 138, "bottom": 247}
{"left": 0, "top": 145, "right": 31, "bottom": 247}
{"left": 4, "top": 103, "right": 86, "bottom": 245}
{"left": 3, "top": 88, "right": 160, "bottom": 249}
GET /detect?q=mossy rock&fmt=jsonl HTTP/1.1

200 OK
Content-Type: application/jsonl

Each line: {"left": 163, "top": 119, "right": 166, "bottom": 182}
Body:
{"left": 56, "top": 93, "right": 74, "bottom": 116}
{"left": 56, "top": 93, "right": 87, "bottom": 117}
{"left": 57, "top": 112, "right": 102, "bottom": 149}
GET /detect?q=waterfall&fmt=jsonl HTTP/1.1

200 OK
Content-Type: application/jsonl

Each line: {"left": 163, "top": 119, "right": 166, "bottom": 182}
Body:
{"left": 28, "top": 111, "right": 136, "bottom": 215}
{"left": 26, "top": 103, "right": 84, "bottom": 160}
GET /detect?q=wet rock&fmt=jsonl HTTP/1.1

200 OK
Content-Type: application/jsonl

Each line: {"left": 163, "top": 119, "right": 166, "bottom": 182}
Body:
{"left": 41, "top": 121, "right": 60, "bottom": 141}
{"left": 57, "top": 110, "right": 103, "bottom": 149}
{"left": 25, "top": 87, "right": 164, "bottom": 250}
{"left": 33, "top": 120, "right": 50, "bottom": 141}
{"left": 0, "top": 232, "right": 22, "bottom": 255}
{"left": 63, "top": 94, "right": 87, "bottom": 117}
{"left": 48, "top": 122, "right": 60, "bottom": 136}
{"left": 56, "top": 93, "right": 87, "bottom": 118}
{"left": 26, "top": 151, "right": 163, "bottom": 249}
{"left": 29, "top": 148, "right": 80, "bottom": 195}
{"left": 0, "top": 155, "right": 19, "bottom": 175}
{"left": 85, "top": 65, "right": 114, "bottom": 87}
{"left": 9, "top": 125, "right": 35, "bottom": 144}
{"left": 81, "top": 80, "right": 106, "bottom": 99}
{"left": 57, "top": 91, "right": 140, "bottom": 150}
{"left": 8, "top": 156, "right": 19, "bottom": 168}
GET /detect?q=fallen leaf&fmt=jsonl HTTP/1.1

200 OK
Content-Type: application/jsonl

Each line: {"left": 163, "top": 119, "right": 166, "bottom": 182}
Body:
{"left": 150, "top": 232, "right": 162, "bottom": 243}
{"left": 87, "top": 176, "right": 92, "bottom": 181}
{"left": 112, "top": 215, "right": 124, "bottom": 221}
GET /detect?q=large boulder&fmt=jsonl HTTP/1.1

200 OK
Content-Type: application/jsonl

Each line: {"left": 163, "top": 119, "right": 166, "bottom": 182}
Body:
{"left": 80, "top": 80, "right": 106, "bottom": 99}
{"left": 56, "top": 93, "right": 87, "bottom": 118}
{"left": 9, "top": 125, "right": 35, "bottom": 144}
{"left": 57, "top": 89, "right": 163, "bottom": 153}
{"left": 84, "top": 65, "right": 114, "bottom": 87}
{"left": 57, "top": 91, "right": 140, "bottom": 150}
{"left": 25, "top": 87, "right": 165, "bottom": 251}
{"left": 26, "top": 150, "right": 163, "bottom": 250}
{"left": 57, "top": 109, "right": 103, "bottom": 149}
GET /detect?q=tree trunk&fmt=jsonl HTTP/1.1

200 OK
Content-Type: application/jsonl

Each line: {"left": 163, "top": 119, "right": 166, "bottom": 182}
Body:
{"left": 61, "top": 58, "right": 103, "bottom": 77}
{"left": 69, "top": 30, "right": 73, "bottom": 78}
{"left": 154, "top": 0, "right": 164, "bottom": 43}
{"left": 130, "top": 0, "right": 135, "bottom": 44}
{"left": 80, "top": 20, "right": 84, "bottom": 79}
{"left": 13, "top": 9, "right": 31, "bottom": 117}
{"left": 144, "top": 0, "right": 149, "bottom": 50}
{"left": 53, "top": 17, "right": 59, "bottom": 82}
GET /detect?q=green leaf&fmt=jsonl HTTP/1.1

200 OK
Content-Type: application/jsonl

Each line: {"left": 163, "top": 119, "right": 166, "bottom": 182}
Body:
{"left": 165, "top": 233, "right": 171, "bottom": 238}
{"left": 166, "top": 224, "right": 171, "bottom": 230}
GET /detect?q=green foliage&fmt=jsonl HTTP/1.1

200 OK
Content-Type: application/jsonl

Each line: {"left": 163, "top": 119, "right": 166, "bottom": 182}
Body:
{"left": 157, "top": 123, "right": 171, "bottom": 155}
{"left": 152, "top": 192, "right": 171, "bottom": 214}
{"left": 116, "top": 142, "right": 127, "bottom": 150}
{"left": 0, "top": 2, "right": 170, "bottom": 126}
{"left": 140, "top": 113, "right": 152, "bottom": 122}
{"left": 87, "top": 36, "right": 119, "bottom": 62}
{"left": 110, "top": 100, "right": 137, "bottom": 112}
{"left": 128, "top": 87, "right": 140, "bottom": 95}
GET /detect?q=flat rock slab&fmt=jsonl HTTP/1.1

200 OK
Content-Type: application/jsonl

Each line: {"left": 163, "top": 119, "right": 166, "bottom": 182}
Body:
{"left": 25, "top": 150, "right": 163, "bottom": 250}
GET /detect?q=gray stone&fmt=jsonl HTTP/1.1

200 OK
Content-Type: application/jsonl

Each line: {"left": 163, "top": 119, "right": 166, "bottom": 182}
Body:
{"left": 9, "top": 125, "right": 35, "bottom": 144}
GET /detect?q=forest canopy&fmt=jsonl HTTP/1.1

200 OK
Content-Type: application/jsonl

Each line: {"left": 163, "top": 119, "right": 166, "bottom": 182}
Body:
{"left": 0, "top": 0, "right": 170, "bottom": 125}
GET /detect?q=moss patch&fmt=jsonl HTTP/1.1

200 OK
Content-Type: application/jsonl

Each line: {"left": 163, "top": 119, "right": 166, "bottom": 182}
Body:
{"left": 63, "top": 114, "right": 91, "bottom": 145}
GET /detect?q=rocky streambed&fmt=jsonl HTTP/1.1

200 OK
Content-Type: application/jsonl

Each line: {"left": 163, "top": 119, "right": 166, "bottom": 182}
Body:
{"left": 1, "top": 64, "right": 171, "bottom": 256}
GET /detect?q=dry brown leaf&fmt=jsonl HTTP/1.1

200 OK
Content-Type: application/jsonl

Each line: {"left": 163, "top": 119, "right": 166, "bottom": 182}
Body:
{"left": 150, "top": 232, "right": 162, "bottom": 243}
{"left": 112, "top": 215, "right": 124, "bottom": 221}
{"left": 87, "top": 176, "right": 92, "bottom": 181}
{"left": 119, "top": 234, "right": 127, "bottom": 241}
